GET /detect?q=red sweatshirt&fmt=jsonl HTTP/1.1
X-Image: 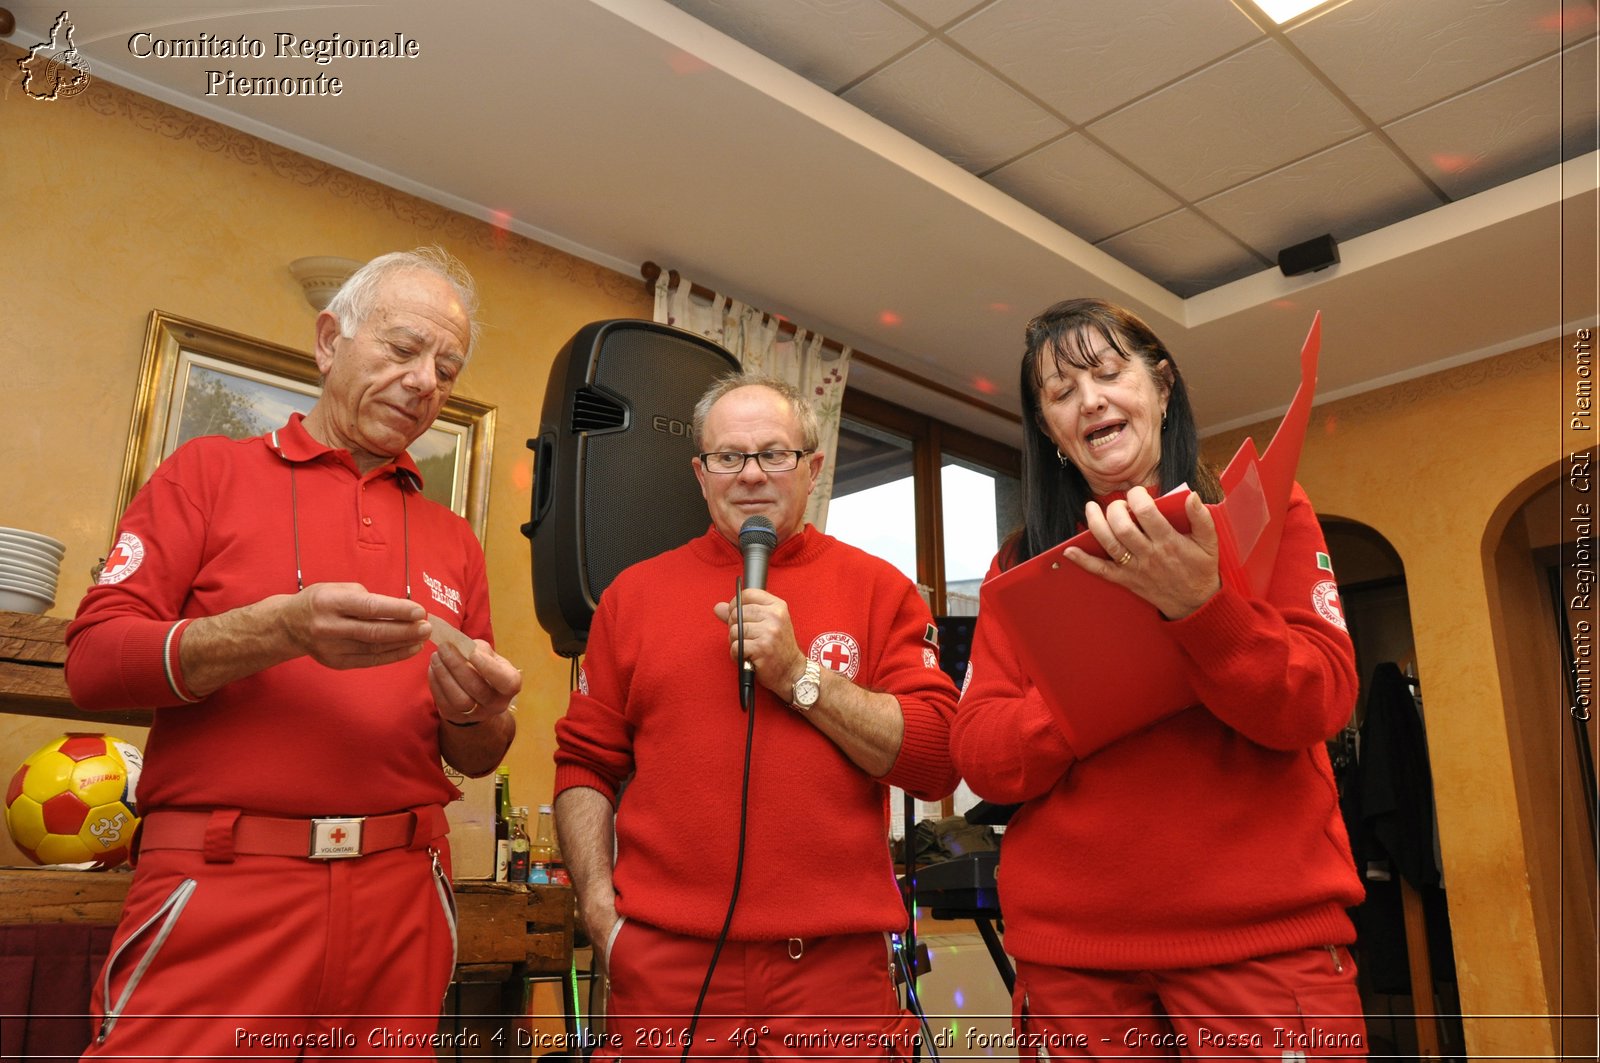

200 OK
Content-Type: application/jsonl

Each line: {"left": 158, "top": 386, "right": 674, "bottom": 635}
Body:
{"left": 951, "top": 484, "right": 1363, "bottom": 969}
{"left": 554, "top": 526, "right": 959, "bottom": 940}
{"left": 65, "top": 415, "right": 490, "bottom": 817}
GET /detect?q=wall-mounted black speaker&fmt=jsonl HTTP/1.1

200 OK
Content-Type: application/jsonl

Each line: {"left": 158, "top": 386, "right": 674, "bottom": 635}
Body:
{"left": 523, "top": 320, "right": 740, "bottom": 657}
{"left": 1277, "top": 233, "right": 1340, "bottom": 277}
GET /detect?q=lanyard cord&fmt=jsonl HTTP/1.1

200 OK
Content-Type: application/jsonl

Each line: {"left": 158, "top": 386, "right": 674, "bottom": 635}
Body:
{"left": 288, "top": 463, "right": 412, "bottom": 599}
{"left": 290, "top": 463, "right": 304, "bottom": 591}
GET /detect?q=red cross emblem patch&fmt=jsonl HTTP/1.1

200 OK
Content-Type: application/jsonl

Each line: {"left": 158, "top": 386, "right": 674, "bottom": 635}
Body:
{"left": 98, "top": 532, "right": 145, "bottom": 585}
{"left": 809, "top": 631, "right": 861, "bottom": 680}
{"left": 1311, "top": 580, "right": 1348, "bottom": 632}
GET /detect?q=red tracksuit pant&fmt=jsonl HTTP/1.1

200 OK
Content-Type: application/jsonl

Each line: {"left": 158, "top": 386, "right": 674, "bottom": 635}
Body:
{"left": 80, "top": 843, "right": 457, "bottom": 1062}
{"left": 1011, "top": 945, "right": 1367, "bottom": 1059}
{"left": 600, "top": 918, "right": 920, "bottom": 1061}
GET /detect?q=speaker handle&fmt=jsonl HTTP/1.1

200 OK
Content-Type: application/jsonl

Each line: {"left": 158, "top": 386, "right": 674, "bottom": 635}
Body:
{"left": 521, "top": 433, "right": 558, "bottom": 539}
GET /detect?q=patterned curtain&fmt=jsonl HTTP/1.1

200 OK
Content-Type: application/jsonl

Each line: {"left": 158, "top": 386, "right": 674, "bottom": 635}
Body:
{"left": 653, "top": 271, "right": 852, "bottom": 530}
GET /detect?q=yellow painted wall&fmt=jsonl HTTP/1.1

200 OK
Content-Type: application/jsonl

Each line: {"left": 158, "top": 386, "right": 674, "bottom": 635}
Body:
{"left": 1205, "top": 337, "right": 1585, "bottom": 1058}
{"left": 1, "top": 52, "right": 650, "bottom": 866}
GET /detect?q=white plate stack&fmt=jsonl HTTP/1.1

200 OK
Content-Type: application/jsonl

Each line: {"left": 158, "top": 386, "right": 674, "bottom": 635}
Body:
{"left": 0, "top": 527, "right": 65, "bottom": 614}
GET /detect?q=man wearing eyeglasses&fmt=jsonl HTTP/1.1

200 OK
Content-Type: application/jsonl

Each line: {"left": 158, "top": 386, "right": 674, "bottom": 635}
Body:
{"left": 554, "top": 374, "right": 959, "bottom": 1058}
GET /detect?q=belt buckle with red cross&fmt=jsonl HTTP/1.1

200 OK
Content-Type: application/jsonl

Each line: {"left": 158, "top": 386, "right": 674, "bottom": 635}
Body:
{"left": 309, "top": 817, "right": 365, "bottom": 859}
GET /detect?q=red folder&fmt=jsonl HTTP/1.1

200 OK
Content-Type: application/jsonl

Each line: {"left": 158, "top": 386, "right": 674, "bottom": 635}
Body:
{"left": 980, "top": 314, "right": 1322, "bottom": 756}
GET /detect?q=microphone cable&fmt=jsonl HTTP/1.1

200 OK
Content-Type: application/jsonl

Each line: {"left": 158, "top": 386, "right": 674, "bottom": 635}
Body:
{"left": 681, "top": 578, "right": 757, "bottom": 1062}
{"left": 893, "top": 940, "right": 942, "bottom": 1063}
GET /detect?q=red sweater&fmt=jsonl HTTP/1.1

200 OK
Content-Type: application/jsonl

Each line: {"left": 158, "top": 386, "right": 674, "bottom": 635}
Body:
{"left": 554, "top": 526, "right": 959, "bottom": 940}
{"left": 65, "top": 415, "right": 491, "bottom": 817}
{"left": 951, "top": 484, "right": 1363, "bottom": 969}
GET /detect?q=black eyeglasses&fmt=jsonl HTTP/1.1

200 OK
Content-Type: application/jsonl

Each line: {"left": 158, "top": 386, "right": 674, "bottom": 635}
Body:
{"left": 698, "top": 449, "right": 811, "bottom": 474}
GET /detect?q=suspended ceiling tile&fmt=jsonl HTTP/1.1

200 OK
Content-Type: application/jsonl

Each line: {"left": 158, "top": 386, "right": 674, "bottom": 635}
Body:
{"left": 987, "top": 134, "right": 1182, "bottom": 243}
{"left": 1385, "top": 50, "right": 1568, "bottom": 201}
{"left": 843, "top": 40, "right": 1068, "bottom": 172}
{"left": 1088, "top": 40, "right": 1366, "bottom": 202}
{"left": 1198, "top": 135, "right": 1442, "bottom": 259}
{"left": 1288, "top": 0, "right": 1573, "bottom": 124}
{"left": 665, "top": 0, "right": 925, "bottom": 92}
{"left": 894, "top": 0, "right": 993, "bottom": 30}
{"left": 1562, "top": 2, "right": 1600, "bottom": 45}
{"left": 1096, "top": 209, "right": 1264, "bottom": 299}
{"left": 947, "top": 0, "right": 1260, "bottom": 123}
{"left": 1563, "top": 35, "right": 1599, "bottom": 158}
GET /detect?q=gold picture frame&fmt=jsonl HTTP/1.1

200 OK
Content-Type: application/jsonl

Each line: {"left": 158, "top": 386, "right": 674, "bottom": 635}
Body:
{"left": 115, "top": 311, "right": 496, "bottom": 538}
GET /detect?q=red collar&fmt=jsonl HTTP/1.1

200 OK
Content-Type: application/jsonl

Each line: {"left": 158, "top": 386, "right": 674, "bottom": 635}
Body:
{"left": 696, "top": 523, "right": 821, "bottom": 566}
{"left": 265, "top": 413, "right": 424, "bottom": 488}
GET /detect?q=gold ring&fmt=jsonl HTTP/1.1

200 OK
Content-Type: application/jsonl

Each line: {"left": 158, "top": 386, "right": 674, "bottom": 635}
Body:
{"left": 461, "top": 701, "right": 478, "bottom": 716}
{"left": 1116, "top": 550, "right": 1134, "bottom": 567}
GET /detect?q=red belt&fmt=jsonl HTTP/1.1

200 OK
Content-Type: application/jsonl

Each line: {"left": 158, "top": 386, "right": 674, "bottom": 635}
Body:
{"left": 138, "top": 806, "right": 448, "bottom": 863}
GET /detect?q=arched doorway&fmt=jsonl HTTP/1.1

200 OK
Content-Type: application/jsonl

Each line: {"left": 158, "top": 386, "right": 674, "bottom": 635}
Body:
{"left": 1483, "top": 470, "right": 1599, "bottom": 1061}
{"left": 1323, "top": 518, "right": 1464, "bottom": 1059}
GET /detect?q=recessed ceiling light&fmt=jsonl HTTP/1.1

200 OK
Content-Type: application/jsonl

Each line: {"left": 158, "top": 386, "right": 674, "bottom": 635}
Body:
{"left": 1248, "top": 0, "right": 1333, "bottom": 24}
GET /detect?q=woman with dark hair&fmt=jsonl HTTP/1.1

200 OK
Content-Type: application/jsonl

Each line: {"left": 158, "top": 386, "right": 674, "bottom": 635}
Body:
{"left": 952, "top": 299, "right": 1367, "bottom": 1057}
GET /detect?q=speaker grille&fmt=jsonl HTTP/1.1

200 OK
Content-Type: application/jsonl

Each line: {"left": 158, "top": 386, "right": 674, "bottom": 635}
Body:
{"left": 528, "top": 318, "right": 740, "bottom": 655}
{"left": 570, "top": 387, "right": 627, "bottom": 433}
{"left": 581, "top": 328, "right": 725, "bottom": 598}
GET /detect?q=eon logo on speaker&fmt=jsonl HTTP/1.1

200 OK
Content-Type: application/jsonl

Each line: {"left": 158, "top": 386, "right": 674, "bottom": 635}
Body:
{"left": 652, "top": 415, "right": 691, "bottom": 436}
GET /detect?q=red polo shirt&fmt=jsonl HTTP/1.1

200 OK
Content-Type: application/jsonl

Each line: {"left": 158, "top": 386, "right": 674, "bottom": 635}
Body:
{"left": 66, "top": 414, "right": 492, "bottom": 816}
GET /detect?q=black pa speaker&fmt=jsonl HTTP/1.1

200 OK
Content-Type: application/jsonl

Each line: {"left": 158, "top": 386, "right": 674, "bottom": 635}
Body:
{"left": 1277, "top": 233, "right": 1340, "bottom": 277}
{"left": 523, "top": 320, "right": 740, "bottom": 656}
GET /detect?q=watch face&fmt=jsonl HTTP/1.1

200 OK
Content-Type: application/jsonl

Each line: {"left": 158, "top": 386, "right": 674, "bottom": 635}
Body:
{"left": 794, "top": 662, "right": 821, "bottom": 708}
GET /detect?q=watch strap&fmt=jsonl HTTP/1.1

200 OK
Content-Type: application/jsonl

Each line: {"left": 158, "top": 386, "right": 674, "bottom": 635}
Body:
{"left": 791, "top": 659, "right": 822, "bottom": 711}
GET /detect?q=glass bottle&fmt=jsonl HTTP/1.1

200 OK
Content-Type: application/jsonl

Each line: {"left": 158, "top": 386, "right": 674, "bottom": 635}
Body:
{"left": 507, "top": 806, "right": 531, "bottom": 883}
{"left": 493, "top": 766, "right": 511, "bottom": 883}
{"left": 528, "top": 804, "right": 556, "bottom": 885}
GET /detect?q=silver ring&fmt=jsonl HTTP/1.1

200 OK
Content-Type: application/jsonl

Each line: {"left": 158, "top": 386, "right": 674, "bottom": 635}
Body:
{"left": 461, "top": 701, "right": 478, "bottom": 716}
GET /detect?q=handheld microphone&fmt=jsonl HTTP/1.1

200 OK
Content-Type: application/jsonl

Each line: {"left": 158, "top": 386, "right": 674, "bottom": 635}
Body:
{"left": 738, "top": 516, "right": 778, "bottom": 709}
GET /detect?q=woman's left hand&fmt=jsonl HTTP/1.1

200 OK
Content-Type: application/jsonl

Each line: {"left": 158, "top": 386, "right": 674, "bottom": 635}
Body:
{"left": 1065, "top": 487, "right": 1222, "bottom": 619}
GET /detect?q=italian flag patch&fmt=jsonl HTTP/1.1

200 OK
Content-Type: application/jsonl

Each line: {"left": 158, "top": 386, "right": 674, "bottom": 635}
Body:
{"left": 1316, "top": 551, "right": 1334, "bottom": 573}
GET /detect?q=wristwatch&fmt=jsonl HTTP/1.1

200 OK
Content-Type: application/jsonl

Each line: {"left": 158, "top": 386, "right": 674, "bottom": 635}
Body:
{"left": 790, "top": 659, "right": 822, "bottom": 712}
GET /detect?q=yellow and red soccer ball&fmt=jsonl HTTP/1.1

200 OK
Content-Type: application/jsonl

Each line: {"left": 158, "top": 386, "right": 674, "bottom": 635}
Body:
{"left": 5, "top": 733, "right": 142, "bottom": 867}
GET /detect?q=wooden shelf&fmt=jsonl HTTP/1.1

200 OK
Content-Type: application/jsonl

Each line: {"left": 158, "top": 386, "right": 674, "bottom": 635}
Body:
{"left": 454, "top": 881, "right": 576, "bottom": 974}
{"left": 0, "top": 868, "right": 131, "bottom": 923}
{"left": 0, "top": 611, "right": 150, "bottom": 725}
{"left": 0, "top": 869, "right": 572, "bottom": 971}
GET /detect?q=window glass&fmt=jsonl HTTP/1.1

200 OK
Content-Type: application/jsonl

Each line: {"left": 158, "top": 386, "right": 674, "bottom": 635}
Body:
{"left": 829, "top": 407, "right": 1021, "bottom": 830}
{"left": 827, "top": 417, "right": 917, "bottom": 585}
{"left": 941, "top": 458, "right": 1021, "bottom": 616}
